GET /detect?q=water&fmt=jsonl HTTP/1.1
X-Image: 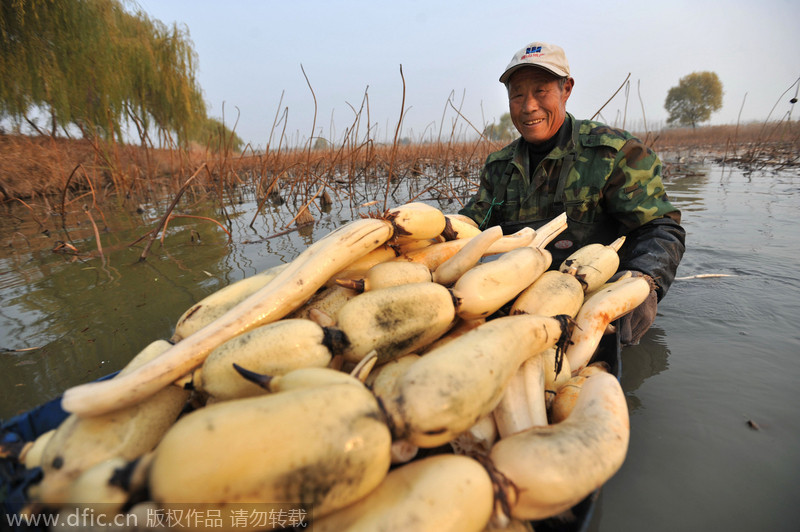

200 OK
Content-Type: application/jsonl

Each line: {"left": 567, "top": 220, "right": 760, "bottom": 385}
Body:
{"left": 0, "top": 187, "right": 415, "bottom": 417}
{"left": 1, "top": 164, "right": 799, "bottom": 530}
{"left": 592, "top": 164, "right": 800, "bottom": 531}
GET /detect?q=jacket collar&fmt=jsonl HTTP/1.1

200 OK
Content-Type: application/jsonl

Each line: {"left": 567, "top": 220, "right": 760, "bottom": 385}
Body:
{"left": 506, "top": 113, "right": 576, "bottom": 181}
{"left": 513, "top": 113, "right": 576, "bottom": 161}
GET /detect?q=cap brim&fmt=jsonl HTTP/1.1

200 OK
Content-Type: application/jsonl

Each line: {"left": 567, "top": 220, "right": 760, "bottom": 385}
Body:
{"left": 499, "top": 64, "right": 568, "bottom": 84}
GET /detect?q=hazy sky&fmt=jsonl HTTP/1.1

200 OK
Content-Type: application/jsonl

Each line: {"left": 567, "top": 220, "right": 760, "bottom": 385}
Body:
{"left": 138, "top": 0, "right": 799, "bottom": 148}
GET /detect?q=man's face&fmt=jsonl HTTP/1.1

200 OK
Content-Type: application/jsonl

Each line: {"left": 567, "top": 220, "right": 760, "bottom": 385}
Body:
{"left": 507, "top": 68, "right": 574, "bottom": 144}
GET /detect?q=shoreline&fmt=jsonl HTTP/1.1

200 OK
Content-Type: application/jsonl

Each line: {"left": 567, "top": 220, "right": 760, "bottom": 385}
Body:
{"left": 1, "top": 121, "right": 797, "bottom": 202}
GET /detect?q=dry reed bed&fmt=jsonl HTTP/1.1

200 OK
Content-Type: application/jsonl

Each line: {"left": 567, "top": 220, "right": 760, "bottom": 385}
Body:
{"left": 646, "top": 121, "right": 800, "bottom": 171}
{"left": 1, "top": 120, "right": 797, "bottom": 255}
{"left": 0, "top": 131, "right": 497, "bottom": 261}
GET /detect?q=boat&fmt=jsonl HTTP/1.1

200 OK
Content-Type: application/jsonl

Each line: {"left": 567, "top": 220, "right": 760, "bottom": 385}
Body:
{"left": 1, "top": 372, "right": 120, "bottom": 530}
{"left": 0, "top": 327, "right": 621, "bottom": 532}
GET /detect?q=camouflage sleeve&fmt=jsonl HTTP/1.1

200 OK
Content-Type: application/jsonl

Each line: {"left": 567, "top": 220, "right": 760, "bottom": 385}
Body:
{"left": 603, "top": 139, "right": 680, "bottom": 229}
{"left": 605, "top": 139, "right": 686, "bottom": 300}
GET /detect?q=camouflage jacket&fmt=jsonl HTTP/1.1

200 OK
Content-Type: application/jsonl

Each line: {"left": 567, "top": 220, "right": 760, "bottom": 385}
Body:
{"left": 459, "top": 114, "right": 686, "bottom": 299}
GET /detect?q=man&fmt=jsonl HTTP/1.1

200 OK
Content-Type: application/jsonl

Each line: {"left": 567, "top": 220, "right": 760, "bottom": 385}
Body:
{"left": 459, "top": 42, "right": 686, "bottom": 345}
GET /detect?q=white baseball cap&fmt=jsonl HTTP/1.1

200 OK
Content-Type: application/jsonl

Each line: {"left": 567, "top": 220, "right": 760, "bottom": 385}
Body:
{"left": 499, "top": 42, "right": 570, "bottom": 84}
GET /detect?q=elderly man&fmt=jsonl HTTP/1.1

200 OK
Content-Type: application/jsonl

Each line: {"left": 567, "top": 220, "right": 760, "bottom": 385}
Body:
{"left": 459, "top": 42, "right": 686, "bottom": 345}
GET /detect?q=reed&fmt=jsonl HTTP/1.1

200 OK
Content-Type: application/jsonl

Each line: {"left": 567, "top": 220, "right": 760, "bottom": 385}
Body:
{"left": 2, "top": 90, "right": 797, "bottom": 246}
{"left": 645, "top": 120, "right": 800, "bottom": 170}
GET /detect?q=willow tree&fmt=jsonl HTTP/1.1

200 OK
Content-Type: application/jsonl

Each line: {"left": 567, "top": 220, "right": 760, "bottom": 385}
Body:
{"left": 191, "top": 116, "right": 245, "bottom": 153}
{"left": 664, "top": 71, "right": 724, "bottom": 128}
{"left": 0, "top": 0, "right": 216, "bottom": 146}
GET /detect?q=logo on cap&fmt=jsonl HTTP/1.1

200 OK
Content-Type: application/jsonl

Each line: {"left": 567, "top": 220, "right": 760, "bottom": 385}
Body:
{"left": 522, "top": 46, "right": 544, "bottom": 60}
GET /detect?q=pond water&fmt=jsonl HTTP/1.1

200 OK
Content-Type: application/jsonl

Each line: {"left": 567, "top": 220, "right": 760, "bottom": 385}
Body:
{"left": 1, "top": 163, "right": 799, "bottom": 531}
{"left": 0, "top": 180, "right": 438, "bottom": 417}
{"left": 592, "top": 163, "right": 800, "bottom": 531}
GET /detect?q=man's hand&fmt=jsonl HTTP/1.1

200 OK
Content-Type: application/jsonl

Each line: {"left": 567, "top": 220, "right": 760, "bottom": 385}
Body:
{"left": 610, "top": 270, "right": 658, "bottom": 346}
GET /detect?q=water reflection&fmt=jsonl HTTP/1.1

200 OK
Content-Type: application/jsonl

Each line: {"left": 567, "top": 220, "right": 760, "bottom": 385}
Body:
{"left": 0, "top": 185, "right": 458, "bottom": 417}
{"left": 0, "top": 200, "right": 237, "bottom": 418}
{"left": 620, "top": 326, "right": 671, "bottom": 412}
{"left": 662, "top": 164, "right": 712, "bottom": 212}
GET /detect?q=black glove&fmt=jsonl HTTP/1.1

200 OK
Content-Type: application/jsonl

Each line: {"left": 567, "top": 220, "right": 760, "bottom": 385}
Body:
{"left": 611, "top": 271, "right": 658, "bottom": 346}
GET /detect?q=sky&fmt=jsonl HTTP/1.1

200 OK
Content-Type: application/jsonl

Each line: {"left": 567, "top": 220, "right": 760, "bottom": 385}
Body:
{"left": 137, "top": 0, "right": 800, "bottom": 149}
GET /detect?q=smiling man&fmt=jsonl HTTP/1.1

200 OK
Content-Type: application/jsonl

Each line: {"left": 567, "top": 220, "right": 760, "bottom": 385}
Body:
{"left": 459, "top": 42, "right": 686, "bottom": 345}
